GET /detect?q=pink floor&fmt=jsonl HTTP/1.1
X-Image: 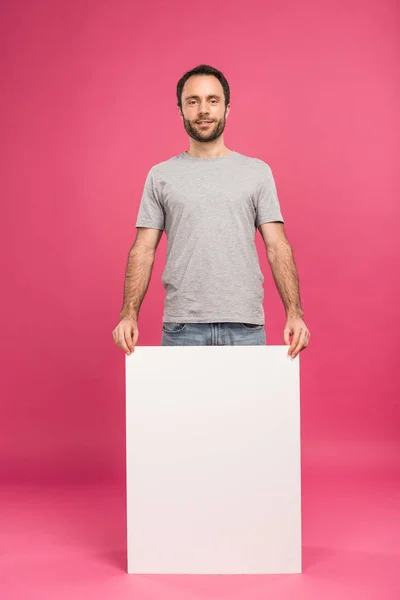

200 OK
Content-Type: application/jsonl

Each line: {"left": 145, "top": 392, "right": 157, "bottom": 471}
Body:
{"left": 1, "top": 470, "right": 399, "bottom": 600}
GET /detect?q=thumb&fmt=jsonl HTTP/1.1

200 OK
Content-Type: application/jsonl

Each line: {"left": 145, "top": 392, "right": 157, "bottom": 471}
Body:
{"left": 126, "top": 322, "right": 137, "bottom": 353}
{"left": 124, "top": 327, "right": 134, "bottom": 353}
{"left": 283, "top": 327, "right": 292, "bottom": 345}
{"left": 133, "top": 324, "right": 139, "bottom": 346}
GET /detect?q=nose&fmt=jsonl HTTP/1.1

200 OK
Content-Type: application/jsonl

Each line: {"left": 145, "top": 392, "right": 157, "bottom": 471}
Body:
{"left": 198, "top": 98, "right": 210, "bottom": 116}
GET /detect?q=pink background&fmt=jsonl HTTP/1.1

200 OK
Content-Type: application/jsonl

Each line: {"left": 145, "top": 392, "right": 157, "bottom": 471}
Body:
{"left": 1, "top": 0, "right": 399, "bottom": 486}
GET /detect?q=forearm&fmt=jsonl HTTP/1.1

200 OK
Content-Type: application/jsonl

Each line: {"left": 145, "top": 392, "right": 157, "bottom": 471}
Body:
{"left": 267, "top": 242, "right": 304, "bottom": 319}
{"left": 120, "top": 244, "right": 155, "bottom": 321}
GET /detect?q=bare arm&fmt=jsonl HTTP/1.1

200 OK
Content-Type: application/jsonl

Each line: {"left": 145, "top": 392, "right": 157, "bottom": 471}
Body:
{"left": 113, "top": 227, "right": 163, "bottom": 355}
{"left": 120, "top": 227, "right": 163, "bottom": 322}
{"left": 259, "top": 222, "right": 310, "bottom": 357}
{"left": 259, "top": 222, "right": 303, "bottom": 318}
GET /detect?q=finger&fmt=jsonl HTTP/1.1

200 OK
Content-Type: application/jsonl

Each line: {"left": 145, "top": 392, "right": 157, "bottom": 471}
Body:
{"left": 303, "top": 331, "right": 310, "bottom": 347}
{"left": 283, "top": 327, "right": 292, "bottom": 345}
{"left": 291, "top": 330, "right": 308, "bottom": 358}
{"left": 124, "top": 325, "right": 135, "bottom": 354}
{"left": 289, "top": 329, "right": 302, "bottom": 355}
{"left": 116, "top": 330, "right": 130, "bottom": 354}
{"left": 133, "top": 325, "right": 139, "bottom": 347}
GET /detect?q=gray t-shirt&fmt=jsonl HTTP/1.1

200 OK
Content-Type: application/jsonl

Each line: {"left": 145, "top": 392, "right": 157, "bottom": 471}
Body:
{"left": 135, "top": 150, "right": 284, "bottom": 324}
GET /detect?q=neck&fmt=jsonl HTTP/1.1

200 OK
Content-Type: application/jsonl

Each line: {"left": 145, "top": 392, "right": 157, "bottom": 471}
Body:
{"left": 186, "top": 140, "right": 231, "bottom": 159}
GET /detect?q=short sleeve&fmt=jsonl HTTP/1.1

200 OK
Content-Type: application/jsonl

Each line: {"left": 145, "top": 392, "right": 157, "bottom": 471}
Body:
{"left": 135, "top": 168, "right": 165, "bottom": 230}
{"left": 253, "top": 163, "right": 284, "bottom": 227}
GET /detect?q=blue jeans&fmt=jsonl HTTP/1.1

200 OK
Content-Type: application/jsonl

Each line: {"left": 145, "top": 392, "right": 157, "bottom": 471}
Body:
{"left": 161, "top": 322, "right": 266, "bottom": 346}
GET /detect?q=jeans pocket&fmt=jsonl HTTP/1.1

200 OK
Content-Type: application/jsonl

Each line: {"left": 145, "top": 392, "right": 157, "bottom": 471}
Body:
{"left": 239, "top": 323, "right": 264, "bottom": 331}
{"left": 162, "top": 322, "right": 187, "bottom": 334}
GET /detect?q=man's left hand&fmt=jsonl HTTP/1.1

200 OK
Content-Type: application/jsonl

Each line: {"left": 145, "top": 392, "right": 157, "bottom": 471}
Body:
{"left": 284, "top": 316, "right": 310, "bottom": 358}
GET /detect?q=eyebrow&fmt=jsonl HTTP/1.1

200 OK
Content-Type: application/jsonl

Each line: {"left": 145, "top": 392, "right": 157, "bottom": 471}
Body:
{"left": 184, "top": 94, "right": 221, "bottom": 101}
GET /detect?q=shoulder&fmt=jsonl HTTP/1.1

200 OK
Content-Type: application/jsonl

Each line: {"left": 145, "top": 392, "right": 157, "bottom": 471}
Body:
{"left": 145, "top": 154, "right": 185, "bottom": 187}
{"left": 231, "top": 152, "right": 274, "bottom": 176}
{"left": 148, "top": 154, "right": 183, "bottom": 175}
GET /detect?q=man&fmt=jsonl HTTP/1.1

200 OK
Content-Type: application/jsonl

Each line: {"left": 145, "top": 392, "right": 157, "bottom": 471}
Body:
{"left": 113, "top": 64, "right": 310, "bottom": 356}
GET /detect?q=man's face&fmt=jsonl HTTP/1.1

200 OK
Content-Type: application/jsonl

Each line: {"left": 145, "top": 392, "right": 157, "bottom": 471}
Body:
{"left": 179, "top": 75, "right": 230, "bottom": 143}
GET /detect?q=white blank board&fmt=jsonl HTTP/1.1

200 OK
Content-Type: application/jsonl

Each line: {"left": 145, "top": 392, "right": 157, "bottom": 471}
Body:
{"left": 126, "top": 345, "right": 301, "bottom": 574}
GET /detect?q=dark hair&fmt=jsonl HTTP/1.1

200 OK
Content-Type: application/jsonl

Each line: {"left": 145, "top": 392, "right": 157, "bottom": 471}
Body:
{"left": 176, "top": 64, "right": 230, "bottom": 110}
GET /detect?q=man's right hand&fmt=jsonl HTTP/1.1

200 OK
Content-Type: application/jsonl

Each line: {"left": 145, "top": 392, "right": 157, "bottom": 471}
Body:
{"left": 112, "top": 317, "right": 139, "bottom": 355}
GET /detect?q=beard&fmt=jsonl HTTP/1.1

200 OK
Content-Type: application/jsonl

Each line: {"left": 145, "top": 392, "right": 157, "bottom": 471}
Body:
{"left": 183, "top": 112, "right": 227, "bottom": 143}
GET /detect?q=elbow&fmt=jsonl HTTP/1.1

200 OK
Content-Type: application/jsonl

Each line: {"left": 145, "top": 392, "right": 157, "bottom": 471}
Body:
{"left": 130, "top": 243, "right": 156, "bottom": 263}
{"left": 267, "top": 240, "right": 292, "bottom": 263}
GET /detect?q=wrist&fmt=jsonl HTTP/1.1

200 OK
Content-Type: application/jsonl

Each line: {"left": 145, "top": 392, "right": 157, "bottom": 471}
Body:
{"left": 120, "top": 309, "right": 138, "bottom": 323}
{"left": 286, "top": 308, "right": 304, "bottom": 320}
